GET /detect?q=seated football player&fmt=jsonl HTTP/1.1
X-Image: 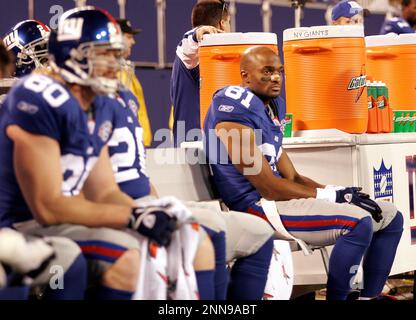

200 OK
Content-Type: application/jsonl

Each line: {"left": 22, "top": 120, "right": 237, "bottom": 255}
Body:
{"left": 95, "top": 86, "right": 275, "bottom": 300}
{"left": 0, "top": 35, "right": 87, "bottom": 301}
{"left": 0, "top": 7, "right": 191, "bottom": 300}
{"left": 203, "top": 46, "right": 404, "bottom": 300}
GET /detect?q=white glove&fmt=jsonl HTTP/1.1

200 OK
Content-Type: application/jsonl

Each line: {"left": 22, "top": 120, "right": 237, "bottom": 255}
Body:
{"left": 316, "top": 188, "right": 337, "bottom": 202}
{"left": 0, "top": 228, "right": 54, "bottom": 274}
{"left": 324, "top": 184, "right": 346, "bottom": 191}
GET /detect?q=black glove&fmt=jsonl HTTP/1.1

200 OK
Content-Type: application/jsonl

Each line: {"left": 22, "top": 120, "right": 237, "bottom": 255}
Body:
{"left": 335, "top": 187, "right": 383, "bottom": 223}
{"left": 129, "top": 206, "right": 178, "bottom": 247}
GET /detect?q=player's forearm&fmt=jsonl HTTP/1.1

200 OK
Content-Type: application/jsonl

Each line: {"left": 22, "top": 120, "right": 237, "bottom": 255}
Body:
{"left": 35, "top": 195, "right": 131, "bottom": 228}
{"left": 261, "top": 177, "right": 317, "bottom": 201}
{"left": 294, "top": 174, "right": 325, "bottom": 189}
{"left": 97, "top": 189, "right": 136, "bottom": 207}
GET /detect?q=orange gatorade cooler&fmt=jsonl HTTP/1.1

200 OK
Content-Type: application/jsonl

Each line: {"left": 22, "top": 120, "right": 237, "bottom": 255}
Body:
{"left": 199, "top": 33, "right": 278, "bottom": 127}
{"left": 283, "top": 25, "right": 367, "bottom": 133}
{"left": 366, "top": 33, "right": 416, "bottom": 110}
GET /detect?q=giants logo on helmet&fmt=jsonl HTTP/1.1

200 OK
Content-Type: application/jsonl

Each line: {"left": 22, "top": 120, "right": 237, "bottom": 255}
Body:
{"left": 3, "top": 30, "right": 19, "bottom": 50}
{"left": 57, "top": 18, "right": 84, "bottom": 41}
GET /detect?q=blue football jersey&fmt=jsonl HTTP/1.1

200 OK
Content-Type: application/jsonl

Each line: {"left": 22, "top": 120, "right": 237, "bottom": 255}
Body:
{"left": 170, "top": 28, "right": 202, "bottom": 147}
{"left": 95, "top": 90, "right": 150, "bottom": 200}
{"left": 380, "top": 17, "right": 414, "bottom": 35}
{"left": 0, "top": 74, "right": 114, "bottom": 227}
{"left": 204, "top": 85, "right": 286, "bottom": 213}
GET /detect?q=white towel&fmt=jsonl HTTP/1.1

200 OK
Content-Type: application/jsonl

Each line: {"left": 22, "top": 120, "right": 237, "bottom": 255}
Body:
{"left": 133, "top": 196, "right": 200, "bottom": 300}
{"left": 263, "top": 240, "right": 294, "bottom": 300}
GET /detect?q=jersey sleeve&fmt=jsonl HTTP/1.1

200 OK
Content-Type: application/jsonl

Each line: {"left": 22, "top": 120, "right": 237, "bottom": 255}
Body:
{"left": 211, "top": 94, "right": 258, "bottom": 129}
{"left": 175, "top": 28, "right": 200, "bottom": 69}
{"left": 6, "top": 84, "right": 61, "bottom": 141}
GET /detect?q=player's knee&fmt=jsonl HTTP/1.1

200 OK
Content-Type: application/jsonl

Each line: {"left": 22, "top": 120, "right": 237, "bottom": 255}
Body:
{"left": 385, "top": 210, "right": 404, "bottom": 232}
{"left": 350, "top": 216, "right": 373, "bottom": 246}
{"left": 394, "top": 210, "right": 404, "bottom": 228}
{"left": 33, "top": 237, "right": 82, "bottom": 286}
{"left": 382, "top": 207, "right": 401, "bottom": 230}
{"left": 58, "top": 237, "right": 83, "bottom": 259}
{"left": 193, "top": 230, "right": 215, "bottom": 271}
{"left": 66, "top": 253, "right": 88, "bottom": 281}
{"left": 235, "top": 212, "right": 274, "bottom": 239}
{"left": 102, "top": 249, "right": 140, "bottom": 292}
{"left": 374, "top": 200, "right": 402, "bottom": 230}
{"left": 191, "top": 207, "right": 226, "bottom": 233}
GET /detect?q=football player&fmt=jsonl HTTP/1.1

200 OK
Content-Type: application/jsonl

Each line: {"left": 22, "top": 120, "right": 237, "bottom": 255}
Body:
{"left": 2, "top": 20, "right": 51, "bottom": 77}
{"left": 96, "top": 88, "right": 275, "bottom": 300}
{"left": 0, "top": 36, "right": 87, "bottom": 301}
{"left": 95, "top": 90, "right": 217, "bottom": 299}
{"left": 0, "top": 7, "right": 181, "bottom": 300}
{"left": 204, "top": 46, "right": 404, "bottom": 300}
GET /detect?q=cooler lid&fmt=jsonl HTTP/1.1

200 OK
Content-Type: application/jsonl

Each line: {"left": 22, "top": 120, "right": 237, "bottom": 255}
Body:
{"left": 365, "top": 33, "right": 416, "bottom": 47}
{"left": 200, "top": 32, "right": 277, "bottom": 47}
{"left": 283, "top": 25, "right": 364, "bottom": 42}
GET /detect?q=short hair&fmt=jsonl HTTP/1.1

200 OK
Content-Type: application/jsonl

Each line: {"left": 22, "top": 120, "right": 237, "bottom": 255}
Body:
{"left": 0, "top": 41, "right": 13, "bottom": 76}
{"left": 191, "top": 0, "right": 229, "bottom": 28}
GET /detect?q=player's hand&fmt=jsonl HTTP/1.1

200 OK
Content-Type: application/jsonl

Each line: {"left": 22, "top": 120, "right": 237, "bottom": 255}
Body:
{"left": 195, "top": 25, "right": 224, "bottom": 42}
{"left": 129, "top": 206, "right": 178, "bottom": 247}
{"left": 335, "top": 187, "right": 383, "bottom": 222}
{"left": 0, "top": 228, "right": 55, "bottom": 275}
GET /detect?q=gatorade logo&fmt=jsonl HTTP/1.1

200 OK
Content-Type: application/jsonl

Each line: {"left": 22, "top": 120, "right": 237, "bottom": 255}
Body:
{"left": 347, "top": 75, "right": 366, "bottom": 90}
{"left": 349, "top": 65, "right": 367, "bottom": 103}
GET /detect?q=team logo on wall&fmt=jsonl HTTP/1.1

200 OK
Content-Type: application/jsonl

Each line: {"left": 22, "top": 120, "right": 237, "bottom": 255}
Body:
{"left": 373, "top": 159, "right": 394, "bottom": 201}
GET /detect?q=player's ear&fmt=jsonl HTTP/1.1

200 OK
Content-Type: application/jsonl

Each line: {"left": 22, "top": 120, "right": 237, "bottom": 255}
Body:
{"left": 241, "top": 70, "right": 249, "bottom": 84}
